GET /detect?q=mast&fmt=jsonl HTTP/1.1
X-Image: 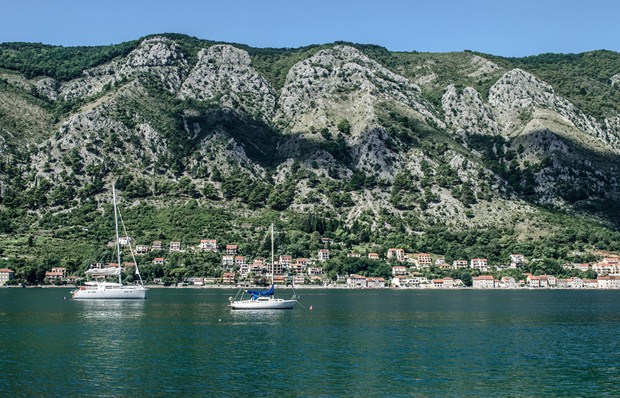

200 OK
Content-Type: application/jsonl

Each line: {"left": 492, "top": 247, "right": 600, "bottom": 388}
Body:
{"left": 113, "top": 186, "right": 122, "bottom": 285}
{"left": 271, "top": 223, "right": 274, "bottom": 285}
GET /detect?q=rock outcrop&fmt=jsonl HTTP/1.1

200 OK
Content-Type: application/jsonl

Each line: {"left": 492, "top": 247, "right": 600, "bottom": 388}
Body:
{"left": 179, "top": 45, "right": 276, "bottom": 122}
{"left": 276, "top": 45, "right": 442, "bottom": 135}
{"left": 442, "top": 85, "right": 499, "bottom": 136}
{"left": 60, "top": 36, "right": 188, "bottom": 100}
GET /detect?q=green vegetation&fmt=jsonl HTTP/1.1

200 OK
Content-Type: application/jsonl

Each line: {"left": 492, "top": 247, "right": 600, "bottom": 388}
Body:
{"left": 483, "top": 50, "right": 620, "bottom": 120}
{"left": 1, "top": 35, "right": 619, "bottom": 286}
{"left": 0, "top": 41, "right": 139, "bottom": 81}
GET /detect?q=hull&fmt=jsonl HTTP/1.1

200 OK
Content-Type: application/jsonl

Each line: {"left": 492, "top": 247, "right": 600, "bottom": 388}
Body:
{"left": 72, "top": 285, "right": 148, "bottom": 300}
{"left": 230, "top": 298, "right": 296, "bottom": 310}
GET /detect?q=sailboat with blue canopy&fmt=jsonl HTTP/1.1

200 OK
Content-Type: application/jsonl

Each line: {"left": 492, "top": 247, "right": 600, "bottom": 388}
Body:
{"left": 229, "top": 224, "right": 297, "bottom": 310}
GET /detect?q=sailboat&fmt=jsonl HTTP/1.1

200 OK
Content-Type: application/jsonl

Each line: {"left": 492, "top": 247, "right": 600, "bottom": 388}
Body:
{"left": 229, "top": 224, "right": 297, "bottom": 310}
{"left": 71, "top": 186, "right": 148, "bottom": 300}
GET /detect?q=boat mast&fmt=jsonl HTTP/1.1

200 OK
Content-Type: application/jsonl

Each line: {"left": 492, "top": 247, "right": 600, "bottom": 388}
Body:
{"left": 271, "top": 223, "right": 274, "bottom": 285}
{"left": 113, "top": 186, "right": 122, "bottom": 285}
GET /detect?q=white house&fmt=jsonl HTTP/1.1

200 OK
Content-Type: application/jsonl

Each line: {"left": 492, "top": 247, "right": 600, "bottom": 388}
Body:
{"left": 472, "top": 275, "right": 495, "bottom": 289}
{"left": 347, "top": 274, "right": 367, "bottom": 288}
{"left": 387, "top": 248, "right": 405, "bottom": 262}
{"left": 0, "top": 268, "right": 15, "bottom": 286}
{"left": 470, "top": 258, "right": 489, "bottom": 272}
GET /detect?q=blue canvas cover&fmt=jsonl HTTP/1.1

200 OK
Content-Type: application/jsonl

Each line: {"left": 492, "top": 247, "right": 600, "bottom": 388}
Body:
{"left": 246, "top": 285, "right": 275, "bottom": 299}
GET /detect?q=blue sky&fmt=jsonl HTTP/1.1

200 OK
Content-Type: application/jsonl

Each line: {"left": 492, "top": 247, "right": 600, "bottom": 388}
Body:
{"left": 1, "top": 0, "right": 618, "bottom": 57}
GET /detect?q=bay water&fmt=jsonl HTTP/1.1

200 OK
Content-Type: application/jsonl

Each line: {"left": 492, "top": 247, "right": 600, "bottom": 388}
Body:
{"left": 1, "top": 288, "right": 619, "bottom": 397}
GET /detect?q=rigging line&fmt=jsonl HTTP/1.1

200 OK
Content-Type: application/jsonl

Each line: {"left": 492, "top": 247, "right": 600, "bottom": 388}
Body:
{"left": 117, "top": 197, "right": 145, "bottom": 285}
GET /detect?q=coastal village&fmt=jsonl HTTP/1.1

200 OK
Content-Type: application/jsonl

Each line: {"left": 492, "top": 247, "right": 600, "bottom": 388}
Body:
{"left": 2, "top": 236, "right": 620, "bottom": 289}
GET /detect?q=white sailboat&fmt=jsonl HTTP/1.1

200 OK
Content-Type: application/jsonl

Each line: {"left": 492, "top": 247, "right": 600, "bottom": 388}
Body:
{"left": 229, "top": 224, "right": 297, "bottom": 310}
{"left": 72, "top": 186, "right": 148, "bottom": 300}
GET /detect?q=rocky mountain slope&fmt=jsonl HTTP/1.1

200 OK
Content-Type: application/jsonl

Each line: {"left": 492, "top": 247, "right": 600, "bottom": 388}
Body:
{"left": 1, "top": 34, "right": 620, "bottom": 264}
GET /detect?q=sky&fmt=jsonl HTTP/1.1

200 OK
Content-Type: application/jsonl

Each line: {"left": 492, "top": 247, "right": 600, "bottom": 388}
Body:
{"left": 1, "top": 0, "right": 618, "bottom": 57}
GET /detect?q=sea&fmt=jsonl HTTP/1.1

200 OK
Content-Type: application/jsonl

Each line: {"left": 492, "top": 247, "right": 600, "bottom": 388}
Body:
{"left": 1, "top": 287, "right": 619, "bottom": 397}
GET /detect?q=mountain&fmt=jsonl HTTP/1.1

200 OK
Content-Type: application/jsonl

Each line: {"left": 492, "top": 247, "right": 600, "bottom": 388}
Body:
{"left": 1, "top": 34, "right": 620, "bottom": 277}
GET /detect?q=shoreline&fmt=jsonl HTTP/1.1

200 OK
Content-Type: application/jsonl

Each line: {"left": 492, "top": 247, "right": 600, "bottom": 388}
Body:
{"left": 5, "top": 285, "right": 620, "bottom": 291}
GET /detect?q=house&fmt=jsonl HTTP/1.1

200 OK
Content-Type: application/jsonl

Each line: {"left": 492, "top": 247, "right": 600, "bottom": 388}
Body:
{"left": 391, "top": 275, "right": 425, "bottom": 288}
{"left": 198, "top": 239, "right": 218, "bottom": 252}
{"left": 320, "top": 237, "right": 334, "bottom": 246}
{"left": 169, "top": 241, "right": 181, "bottom": 252}
{"left": 575, "top": 263, "right": 591, "bottom": 272}
{"left": 539, "top": 275, "right": 549, "bottom": 288}
{"left": 602, "top": 256, "right": 620, "bottom": 265}
{"left": 0, "top": 268, "right": 14, "bottom": 286}
{"left": 118, "top": 236, "right": 132, "bottom": 246}
{"left": 472, "top": 275, "right": 495, "bottom": 289}
{"left": 584, "top": 279, "right": 598, "bottom": 288}
{"left": 135, "top": 245, "right": 150, "bottom": 255}
{"left": 366, "top": 277, "right": 385, "bottom": 288}
{"left": 470, "top": 258, "right": 489, "bottom": 272}
{"left": 239, "top": 263, "right": 250, "bottom": 276}
{"left": 204, "top": 277, "right": 218, "bottom": 285}
{"left": 279, "top": 255, "right": 293, "bottom": 267}
{"left": 432, "top": 279, "right": 445, "bottom": 288}
{"left": 347, "top": 253, "right": 361, "bottom": 258}
{"left": 153, "top": 257, "right": 165, "bottom": 265}
{"left": 296, "top": 258, "right": 310, "bottom": 267}
{"left": 44, "top": 267, "right": 66, "bottom": 282}
{"left": 186, "top": 277, "right": 205, "bottom": 286}
{"left": 416, "top": 253, "right": 433, "bottom": 268}
{"left": 221, "top": 255, "right": 235, "bottom": 267}
{"left": 569, "top": 277, "right": 584, "bottom": 288}
{"left": 387, "top": 248, "right": 405, "bottom": 262}
{"left": 556, "top": 278, "right": 571, "bottom": 288}
{"left": 593, "top": 262, "right": 620, "bottom": 275}
{"left": 526, "top": 274, "right": 540, "bottom": 288}
{"left": 249, "top": 258, "right": 266, "bottom": 273}
{"left": 498, "top": 276, "right": 518, "bottom": 289}
{"left": 234, "top": 256, "right": 247, "bottom": 266}
{"left": 445, "top": 277, "right": 464, "bottom": 288}
{"left": 271, "top": 261, "right": 284, "bottom": 275}
{"left": 225, "top": 244, "right": 238, "bottom": 255}
{"left": 291, "top": 262, "right": 305, "bottom": 274}
{"left": 317, "top": 249, "right": 330, "bottom": 262}
{"left": 347, "top": 274, "right": 367, "bottom": 288}
{"left": 368, "top": 253, "right": 380, "bottom": 260}
{"left": 307, "top": 267, "right": 323, "bottom": 276}
{"left": 151, "top": 240, "right": 163, "bottom": 251}
{"left": 598, "top": 275, "right": 620, "bottom": 289}
{"left": 452, "top": 259, "right": 468, "bottom": 269}
{"left": 222, "top": 272, "right": 235, "bottom": 284}
{"left": 510, "top": 254, "right": 525, "bottom": 268}
{"left": 391, "top": 276, "right": 408, "bottom": 287}
{"left": 292, "top": 274, "right": 305, "bottom": 285}
{"left": 392, "top": 266, "right": 409, "bottom": 276}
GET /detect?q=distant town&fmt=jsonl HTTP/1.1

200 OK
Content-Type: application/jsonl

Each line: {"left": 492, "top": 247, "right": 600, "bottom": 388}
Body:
{"left": 2, "top": 237, "right": 620, "bottom": 289}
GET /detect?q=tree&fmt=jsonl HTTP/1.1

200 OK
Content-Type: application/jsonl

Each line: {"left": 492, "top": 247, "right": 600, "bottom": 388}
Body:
{"left": 337, "top": 119, "right": 351, "bottom": 134}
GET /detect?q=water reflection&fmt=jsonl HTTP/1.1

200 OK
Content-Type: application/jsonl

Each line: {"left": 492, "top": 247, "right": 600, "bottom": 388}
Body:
{"left": 229, "top": 309, "right": 292, "bottom": 325}
{"left": 75, "top": 300, "right": 146, "bottom": 321}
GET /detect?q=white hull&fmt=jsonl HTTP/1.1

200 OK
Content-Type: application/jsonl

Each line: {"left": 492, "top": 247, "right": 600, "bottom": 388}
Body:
{"left": 230, "top": 298, "right": 296, "bottom": 310}
{"left": 72, "top": 284, "right": 147, "bottom": 300}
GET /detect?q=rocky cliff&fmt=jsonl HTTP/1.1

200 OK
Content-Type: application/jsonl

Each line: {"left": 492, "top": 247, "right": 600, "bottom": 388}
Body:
{"left": 1, "top": 34, "right": 619, "bottom": 244}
